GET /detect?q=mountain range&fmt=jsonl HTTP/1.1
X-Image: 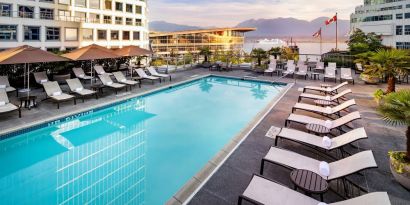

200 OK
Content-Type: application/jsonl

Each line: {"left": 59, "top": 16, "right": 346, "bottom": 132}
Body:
{"left": 149, "top": 17, "right": 350, "bottom": 38}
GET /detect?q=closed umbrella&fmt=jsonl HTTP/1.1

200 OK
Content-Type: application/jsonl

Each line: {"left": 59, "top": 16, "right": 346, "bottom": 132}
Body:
{"left": 0, "top": 45, "right": 69, "bottom": 95}
{"left": 112, "top": 45, "right": 153, "bottom": 78}
{"left": 62, "top": 44, "right": 120, "bottom": 84}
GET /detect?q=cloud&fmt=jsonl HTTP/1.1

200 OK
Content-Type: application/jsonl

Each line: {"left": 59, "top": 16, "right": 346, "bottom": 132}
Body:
{"left": 148, "top": 0, "right": 362, "bottom": 27}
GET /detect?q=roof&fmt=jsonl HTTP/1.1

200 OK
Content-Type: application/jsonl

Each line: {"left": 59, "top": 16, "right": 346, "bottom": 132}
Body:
{"left": 0, "top": 45, "right": 68, "bottom": 65}
{"left": 149, "top": 27, "right": 256, "bottom": 37}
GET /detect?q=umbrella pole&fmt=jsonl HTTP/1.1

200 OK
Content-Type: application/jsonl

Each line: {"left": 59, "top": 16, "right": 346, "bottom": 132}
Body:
{"left": 27, "top": 64, "right": 30, "bottom": 96}
{"left": 91, "top": 60, "right": 93, "bottom": 85}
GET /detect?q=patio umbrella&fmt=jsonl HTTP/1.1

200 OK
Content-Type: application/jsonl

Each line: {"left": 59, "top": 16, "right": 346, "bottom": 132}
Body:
{"left": 112, "top": 45, "right": 153, "bottom": 78}
{"left": 62, "top": 44, "right": 120, "bottom": 84}
{"left": 0, "top": 45, "right": 69, "bottom": 94}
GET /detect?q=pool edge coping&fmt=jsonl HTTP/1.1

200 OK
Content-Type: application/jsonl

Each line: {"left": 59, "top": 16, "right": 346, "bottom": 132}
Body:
{"left": 169, "top": 77, "right": 294, "bottom": 205}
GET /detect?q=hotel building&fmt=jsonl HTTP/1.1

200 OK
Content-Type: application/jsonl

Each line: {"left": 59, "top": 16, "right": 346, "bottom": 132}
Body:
{"left": 0, "top": 0, "right": 149, "bottom": 52}
{"left": 149, "top": 28, "right": 256, "bottom": 55}
{"left": 350, "top": 0, "right": 410, "bottom": 49}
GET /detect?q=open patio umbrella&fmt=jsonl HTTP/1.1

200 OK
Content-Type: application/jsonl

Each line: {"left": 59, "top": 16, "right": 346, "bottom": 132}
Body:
{"left": 112, "top": 45, "right": 153, "bottom": 78}
{"left": 0, "top": 45, "right": 69, "bottom": 94}
{"left": 62, "top": 44, "right": 120, "bottom": 84}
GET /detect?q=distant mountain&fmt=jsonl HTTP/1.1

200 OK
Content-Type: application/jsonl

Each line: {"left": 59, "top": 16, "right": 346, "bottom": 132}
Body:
{"left": 149, "top": 21, "right": 202, "bottom": 32}
{"left": 236, "top": 17, "right": 350, "bottom": 38}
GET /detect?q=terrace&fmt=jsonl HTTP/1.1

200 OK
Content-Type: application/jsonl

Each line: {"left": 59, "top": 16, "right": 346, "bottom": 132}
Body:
{"left": 0, "top": 67, "right": 409, "bottom": 204}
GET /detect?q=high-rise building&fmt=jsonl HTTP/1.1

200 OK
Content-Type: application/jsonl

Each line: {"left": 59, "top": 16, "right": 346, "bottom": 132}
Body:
{"left": 350, "top": 0, "right": 410, "bottom": 49}
{"left": 0, "top": 0, "right": 149, "bottom": 52}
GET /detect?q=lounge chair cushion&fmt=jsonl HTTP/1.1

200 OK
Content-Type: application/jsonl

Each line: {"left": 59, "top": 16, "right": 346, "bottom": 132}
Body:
{"left": 52, "top": 91, "right": 62, "bottom": 96}
{"left": 107, "top": 83, "right": 125, "bottom": 89}
{"left": 51, "top": 93, "right": 73, "bottom": 101}
{"left": 0, "top": 103, "right": 18, "bottom": 113}
{"left": 76, "top": 89, "right": 95, "bottom": 96}
{"left": 0, "top": 101, "right": 5, "bottom": 106}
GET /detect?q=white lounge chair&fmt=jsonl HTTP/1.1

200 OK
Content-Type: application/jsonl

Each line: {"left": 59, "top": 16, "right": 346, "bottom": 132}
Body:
{"left": 0, "top": 76, "right": 16, "bottom": 95}
{"left": 295, "top": 64, "right": 308, "bottom": 79}
{"left": 328, "top": 62, "right": 337, "bottom": 69}
{"left": 264, "top": 62, "right": 279, "bottom": 76}
{"left": 43, "top": 81, "right": 76, "bottom": 109}
{"left": 94, "top": 65, "right": 112, "bottom": 76}
{"left": 324, "top": 67, "right": 337, "bottom": 83}
{"left": 33, "top": 71, "right": 49, "bottom": 85}
{"left": 98, "top": 74, "right": 126, "bottom": 94}
{"left": 355, "top": 63, "right": 364, "bottom": 74}
{"left": 283, "top": 64, "right": 296, "bottom": 77}
{"left": 0, "top": 89, "right": 21, "bottom": 118}
{"left": 303, "top": 81, "right": 349, "bottom": 95}
{"left": 113, "top": 71, "right": 140, "bottom": 89}
{"left": 285, "top": 60, "right": 294, "bottom": 69}
{"left": 314, "top": 62, "right": 325, "bottom": 73}
{"left": 292, "top": 99, "right": 356, "bottom": 117}
{"left": 147, "top": 67, "right": 172, "bottom": 81}
{"left": 66, "top": 78, "right": 97, "bottom": 102}
{"left": 72, "top": 67, "right": 93, "bottom": 81}
{"left": 275, "top": 127, "right": 367, "bottom": 157}
{"left": 298, "top": 89, "right": 351, "bottom": 103}
{"left": 341, "top": 68, "right": 355, "bottom": 84}
{"left": 135, "top": 68, "right": 161, "bottom": 84}
{"left": 285, "top": 111, "right": 361, "bottom": 133}
{"left": 239, "top": 174, "right": 390, "bottom": 205}
{"left": 260, "top": 147, "right": 377, "bottom": 181}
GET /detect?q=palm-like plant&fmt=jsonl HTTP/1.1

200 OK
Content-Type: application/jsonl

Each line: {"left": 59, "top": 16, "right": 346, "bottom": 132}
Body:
{"left": 369, "top": 49, "right": 410, "bottom": 93}
{"left": 251, "top": 48, "right": 267, "bottom": 66}
{"left": 377, "top": 89, "right": 410, "bottom": 161}
{"left": 199, "top": 47, "right": 212, "bottom": 63}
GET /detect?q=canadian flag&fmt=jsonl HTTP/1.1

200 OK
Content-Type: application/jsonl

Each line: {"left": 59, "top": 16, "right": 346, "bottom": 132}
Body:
{"left": 313, "top": 28, "right": 321, "bottom": 38}
{"left": 325, "top": 14, "right": 337, "bottom": 25}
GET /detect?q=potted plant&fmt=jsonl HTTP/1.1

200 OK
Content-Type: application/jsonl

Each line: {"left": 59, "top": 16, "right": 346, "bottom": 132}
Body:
{"left": 199, "top": 47, "right": 212, "bottom": 68}
{"left": 360, "top": 63, "right": 382, "bottom": 84}
{"left": 251, "top": 48, "right": 267, "bottom": 68}
{"left": 377, "top": 89, "right": 410, "bottom": 189}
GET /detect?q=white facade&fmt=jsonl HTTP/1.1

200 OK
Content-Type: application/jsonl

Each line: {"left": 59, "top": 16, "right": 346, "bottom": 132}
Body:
{"left": 0, "top": 0, "right": 149, "bottom": 51}
{"left": 350, "top": 0, "right": 410, "bottom": 49}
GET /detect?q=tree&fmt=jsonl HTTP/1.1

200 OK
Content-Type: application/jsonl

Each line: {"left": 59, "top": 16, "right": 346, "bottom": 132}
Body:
{"left": 377, "top": 89, "right": 410, "bottom": 161}
{"left": 268, "top": 47, "right": 281, "bottom": 59}
{"left": 368, "top": 49, "right": 409, "bottom": 93}
{"left": 199, "top": 47, "right": 212, "bottom": 63}
{"left": 348, "top": 29, "right": 383, "bottom": 55}
{"left": 251, "top": 48, "right": 267, "bottom": 66}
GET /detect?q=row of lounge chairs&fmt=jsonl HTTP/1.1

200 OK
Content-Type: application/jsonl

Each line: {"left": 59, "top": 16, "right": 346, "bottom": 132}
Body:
{"left": 239, "top": 81, "right": 391, "bottom": 204}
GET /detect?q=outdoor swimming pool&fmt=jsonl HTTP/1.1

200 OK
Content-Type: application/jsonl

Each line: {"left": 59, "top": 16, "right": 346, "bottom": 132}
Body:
{"left": 0, "top": 76, "right": 287, "bottom": 205}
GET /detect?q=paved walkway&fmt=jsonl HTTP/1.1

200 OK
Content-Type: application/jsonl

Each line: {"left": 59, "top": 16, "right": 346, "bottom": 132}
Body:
{"left": 1, "top": 68, "right": 409, "bottom": 204}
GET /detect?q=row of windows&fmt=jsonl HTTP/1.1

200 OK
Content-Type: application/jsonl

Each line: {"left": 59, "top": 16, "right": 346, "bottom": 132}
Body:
{"left": 395, "top": 25, "right": 410, "bottom": 35}
{"left": 0, "top": 25, "right": 141, "bottom": 41}
{"left": 396, "top": 42, "right": 410, "bottom": 49}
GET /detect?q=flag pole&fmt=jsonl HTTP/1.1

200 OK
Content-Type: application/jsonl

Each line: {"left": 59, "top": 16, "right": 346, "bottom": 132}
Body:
{"left": 320, "top": 29, "right": 323, "bottom": 55}
{"left": 336, "top": 12, "right": 338, "bottom": 50}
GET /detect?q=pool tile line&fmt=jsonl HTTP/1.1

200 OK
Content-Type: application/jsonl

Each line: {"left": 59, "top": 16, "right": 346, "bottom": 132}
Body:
{"left": 171, "top": 82, "right": 294, "bottom": 205}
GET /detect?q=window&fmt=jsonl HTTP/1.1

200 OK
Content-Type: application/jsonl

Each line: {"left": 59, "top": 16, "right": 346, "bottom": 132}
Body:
{"left": 40, "top": 8, "right": 54, "bottom": 20}
{"left": 24, "top": 26, "right": 40, "bottom": 41}
{"left": 103, "top": 15, "right": 112, "bottom": 24}
{"left": 46, "top": 48, "right": 60, "bottom": 53}
{"left": 125, "top": 18, "right": 133, "bottom": 25}
{"left": 105, "top": 0, "right": 112, "bottom": 10}
{"left": 59, "top": 0, "right": 70, "bottom": 4}
{"left": 0, "top": 25, "right": 17, "bottom": 41}
{"left": 111, "top": 30, "right": 119, "bottom": 40}
{"left": 396, "top": 13, "right": 403, "bottom": 19}
{"left": 65, "top": 28, "right": 78, "bottom": 41}
{"left": 74, "top": 11, "right": 86, "bottom": 22}
{"left": 135, "top": 5, "right": 142, "bottom": 14}
{"left": 58, "top": 10, "right": 70, "bottom": 21}
{"left": 0, "top": 3, "right": 12, "bottom": 17}
{"left": 82, "top": 29, "right": 93, "bottom": 40}
{"left": 396, "top": 25, "right": 403, "bottom": 35}
{"left": 135, "top": 19, "right": 142, "bottom": 26}
{"left": 115, "top": 17, "right": 122, "bottom": 24}
{"left": 89, "top": 13, "right": 100, "bottom": 23}
{"left": 133, "top": 31, "right": 140, "bottom": 40}
{"left": 406, "top": 13, "right": 410, "bottom": 19}
{"left": 75, "top": 0, "right": 86, "bottom": 7}
{"left": 396, "top": 42, "right": 410, "bottom": 49}
{"left": 89, "top": 0, "right": 100, "bottom": 9}
{"left": 115, "top": 2, "right": 123, "bottom": 11}
{"left": 123, "top": 31, "right": 130, "bottom": 40}
{"left": 126, "top": 4, "right": 133, "bottom": 13}
{"left": 97, "top": 30, "right": 107, "bottom": 40}
{"left": 405, "top": 25, "right": 410, "bottom": 35}
{"left": 46, "top": 27, "right": 60, "bottom": 40}
{"left": 19, "top": 6, "right": 34, "bottom": 18}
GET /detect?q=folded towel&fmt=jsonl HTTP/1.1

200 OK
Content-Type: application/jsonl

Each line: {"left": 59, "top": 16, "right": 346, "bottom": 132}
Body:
{"left": 322, "top": 136, "right": 332, "bottom": 148}
{"left": 319, "top": 161, "right": 330, "bottom": 177}
{"left": 326, "top": 87, "right": 332, "bottom": 92}
{"left": 0, "top": 85, "right": 6, "bottom": 89}
{"left": 318, "top": 203, "right": 328, "bottom": 205}
{"left": 121, "top": 79, "right": 126, "bottom": 83}
{"left": 0, "top": 101, "right": 5, "bottom": 106}
{"left": 325, "top": 96, "right": 331, "bottom": 101}
{"left": 52, "top": 91, "right": 62, "bottom": 96}
{"left": 75, "top": 87, "right": 83, "bottom": 92}
{"left": 101, "top": 71, "right": 105, "bottom": 74}
{"left": 107, "top": 82, "right": 113, "bottom": 85}
{"left": 324, "top": 120, "right": 332, "bottom": 128}
{"left": 79, "top": 74, "right": 85, "bottom": 78}
{"left": 325, "top": 106, "right": 332, "bottom": 113}
{"left": 40, "top": 79, "right": 48, "bottom": 83}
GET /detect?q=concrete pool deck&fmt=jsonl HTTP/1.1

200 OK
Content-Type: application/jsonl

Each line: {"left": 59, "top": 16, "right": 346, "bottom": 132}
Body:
{"left": 0, "top": 68, "right": 409, "bottom": 205}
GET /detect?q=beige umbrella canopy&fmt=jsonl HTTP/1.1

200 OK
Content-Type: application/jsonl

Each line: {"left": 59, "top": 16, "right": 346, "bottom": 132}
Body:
{"left": 0, "top": 45, "right": 69, "bottom": 93}
{"left": 112, "top": 45, "right": 153, "bottom": 57}
{"left": 62, "top": 44, "right": 120, "bottom": 60}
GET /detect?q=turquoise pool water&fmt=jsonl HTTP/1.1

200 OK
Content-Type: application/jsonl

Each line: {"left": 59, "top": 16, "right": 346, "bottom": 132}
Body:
{"left": 0, "top": 76, "right": 286, "bottom": 205}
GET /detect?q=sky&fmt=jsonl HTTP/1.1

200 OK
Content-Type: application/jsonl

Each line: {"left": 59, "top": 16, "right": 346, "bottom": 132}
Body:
{"left": 148, "top": 0, "right": 362, "bottom": 27}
